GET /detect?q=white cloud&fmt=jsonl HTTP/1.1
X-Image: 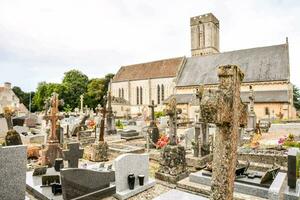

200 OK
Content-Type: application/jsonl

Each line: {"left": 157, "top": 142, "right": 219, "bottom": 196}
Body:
{"left": 0, "top": 0, "right": 299, "bottom": 91}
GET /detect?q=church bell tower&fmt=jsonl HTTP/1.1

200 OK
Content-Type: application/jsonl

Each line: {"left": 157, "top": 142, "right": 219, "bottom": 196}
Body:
{"left": 190, "top": 13, "right": 220, "bottom": 56}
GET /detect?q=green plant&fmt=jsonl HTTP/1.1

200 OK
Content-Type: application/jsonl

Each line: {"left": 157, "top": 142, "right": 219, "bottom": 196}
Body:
{"left": 115, "top": 120, "right": 124, "bottom": 129}
{"left": 154, "top": 111, "right": 166, "bottom": 119}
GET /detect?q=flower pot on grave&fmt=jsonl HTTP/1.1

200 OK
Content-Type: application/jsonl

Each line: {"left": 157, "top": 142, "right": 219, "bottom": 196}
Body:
{"left": 54, "top": 158, "right": 64, "bottom": 171}
{"left": 128, "top": 173, "right": 135, "bottom": 190}
{"left": 138, "top": 175, "right": 145, "bottom": 186}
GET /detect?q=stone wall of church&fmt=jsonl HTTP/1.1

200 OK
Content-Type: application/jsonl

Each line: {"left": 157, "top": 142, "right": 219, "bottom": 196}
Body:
{"left": 112, "top": 77, "right": 175, "bottom": 116}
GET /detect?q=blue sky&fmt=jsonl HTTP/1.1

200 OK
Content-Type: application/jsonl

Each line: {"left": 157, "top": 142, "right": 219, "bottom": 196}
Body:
{"left": 0, "top": 0, "right": 299, "bottom": 91}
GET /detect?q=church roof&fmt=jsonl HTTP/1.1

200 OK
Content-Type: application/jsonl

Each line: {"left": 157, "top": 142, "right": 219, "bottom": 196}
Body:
{"left": 177, "top": 44, "right": 290, "bottom": 87}
{"left": 165, "top": 90, "right": 290, "bottom": 105}
{"left": 112, "top": 57, "right": 184, "bottom": 82}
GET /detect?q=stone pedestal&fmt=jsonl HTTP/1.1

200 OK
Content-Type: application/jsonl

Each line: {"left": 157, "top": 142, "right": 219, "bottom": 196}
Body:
{"left": 41, "top": 143, "right": 63, "bottom": 167}
{"left": 155, "top": 145, "right": 188, "bottom": 184}
{"left": 90, "top": 141, "right": 109, "bottom": 162}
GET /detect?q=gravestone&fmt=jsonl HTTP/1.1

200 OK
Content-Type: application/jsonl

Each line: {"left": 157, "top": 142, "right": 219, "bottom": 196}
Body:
{"left": 148, "top": 100, "right": 160, "bottom": 147}
{"left": 33, "top": 166, "right": 48, "bottom": 176}
{"left": 287, "top": 148, "right": 299, "bottom": 189}
{"left": 183, "top": 127, "right": 195, "bottom": 149}
{"left": 0, "top": 145, "right": 27, "bottom": 200}
{"left": 114, "top": 154, "right": 155, "bottom": 200}
{"left": 63, "top": 142, "right": 83, "bottom": 168}
{"left": 106, "top": 80, "right": 117, "bottom": 135}
{"left": 155, "top": 97, "right": 188, "bottom": 184}
{"left": 60, "top": 168, "right": 115, "bottom": 200}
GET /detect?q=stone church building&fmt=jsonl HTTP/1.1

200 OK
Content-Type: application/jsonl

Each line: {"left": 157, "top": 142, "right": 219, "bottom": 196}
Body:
{"left": 111, "top": 13, "right": 296, "bottom": 120}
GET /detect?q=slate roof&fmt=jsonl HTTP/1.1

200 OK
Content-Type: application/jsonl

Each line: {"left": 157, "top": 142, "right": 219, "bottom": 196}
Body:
{"left": 165, "top": 90, "right": 289, "bottom": 105}
{"left": 113, "top": 57, "right": 184, "bottom": 82}
{"left": 177, "top": 44, "right": 290, "bottom": 87}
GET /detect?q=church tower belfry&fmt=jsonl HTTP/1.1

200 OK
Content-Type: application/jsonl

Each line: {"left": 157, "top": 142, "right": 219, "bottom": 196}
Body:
{"left": 190, "top": 13, "right": 220, "bottom": 57}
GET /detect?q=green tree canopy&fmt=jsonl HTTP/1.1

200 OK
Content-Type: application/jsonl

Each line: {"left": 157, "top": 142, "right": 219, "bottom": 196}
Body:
{"left": 62, "top": 70, "right": 89, "bottom": 110}
{"left": 294, "top": 85, "right": 300, "bottom": 111}
{"left": 12, "top": 86, "right": 36, "bottom": 112}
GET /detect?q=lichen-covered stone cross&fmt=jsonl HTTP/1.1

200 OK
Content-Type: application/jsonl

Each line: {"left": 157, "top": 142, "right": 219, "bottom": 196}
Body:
{"left": 63, "top": 142, "right": 84, "bottom": 168}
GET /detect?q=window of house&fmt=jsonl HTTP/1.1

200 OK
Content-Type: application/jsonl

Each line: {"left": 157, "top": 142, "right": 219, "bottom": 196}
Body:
{"left": 136, "top": 87, "right": 139, "bottom": 105}
{"left": 161, "top": 84, "right": 164, "bottom": 102}
{"left": 140, "top": 87, "right": 143, "bottom": 105}
{"left": 265, "top": 107, "right": 270, "bottom": 115}
{"left": 157, "top": 85, "right": 160, "bottom": 104}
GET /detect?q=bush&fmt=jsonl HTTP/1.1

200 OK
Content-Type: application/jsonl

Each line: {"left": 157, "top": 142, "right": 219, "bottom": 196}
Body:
{"left": 154, "top": 111, "right": 166, "bottom": 119}
{"left": 115, "top": 120, "right": 123, "bottom": 129}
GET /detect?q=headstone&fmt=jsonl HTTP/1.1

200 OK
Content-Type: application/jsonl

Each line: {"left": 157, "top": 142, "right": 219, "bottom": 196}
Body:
{"left": 0, "top": 145, "right": 27, "bottom": 200}
{"left": 148, "top": 100, "right": 160, "bottom": 147}
{"left": 63, "top": 142, "right": 84, "bottom": 168}
{"left": 60, "top": 168, "right": 115, "bottom": 200}
{"left": 183, "top": 127, "right": 195, "bottom": 149}
{"left": 114, "top": 154, "right": 156, "bottom": 200}
{"left": 287, "top": 148, "right": 299, "bottom": 189}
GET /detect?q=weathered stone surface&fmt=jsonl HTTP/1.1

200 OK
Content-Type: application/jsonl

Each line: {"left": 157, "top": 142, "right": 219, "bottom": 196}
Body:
{"left": 60, "top": 168, "right": 115, "bottom": 200}
{"left": 210, "top": 65, "right": 246, "bottom": 200}
{"left": 0, "top": 145, "right": 27, "bottom": 200}
{"left": 90, "top": 141, "right": 109, "bottom": 162}
{"left": 287, "top": 148, "right": 299, "bottom": 189}
{"left": 5, "top": 129, "right": 22, "bottom": 145}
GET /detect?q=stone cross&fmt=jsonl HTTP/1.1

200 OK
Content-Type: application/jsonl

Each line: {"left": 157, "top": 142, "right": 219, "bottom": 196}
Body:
{"left": 164, "top": 97, "right": 181, "bottom": 145}
{"left": 80, "top": 95, "right": 84, "bottom": 114}
{"left": 3, "top": 107, "right": 14, "bottom": 130}
{"left": 44, "top": 93, "right": 64, "bottom": 143}
{"left": 106, "top": 80, "right": 116, "bottom": 135}
{"left": 148, "top": 100, "right": 157, "bottom": 125}
{"left": 63, "top": 142, "right": 84, "bottom": 168}
{"left": 208, "top": 65, "right": 247, "bottom": 200}
{"left": 99, "top": 107, "right": 107, "bottom": 142}
{"left": 287, "top": 148, "right": 299, "bottom": 189}
{"left": 247, "top": 85, "right": 256, "bottom": 133}
{"left": 194, "top": 85, "right": 209, "bottom": 157}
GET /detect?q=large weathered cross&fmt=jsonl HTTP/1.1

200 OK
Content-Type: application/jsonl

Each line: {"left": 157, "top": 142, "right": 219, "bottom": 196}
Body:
{"left": 200, "top": 65, "right": 247, "bottom": 200}
{"left": 62, "top": 142, "right": 84, "bottom": 168}
{"left": 148, "top": 100, "right": 157, "bottom": 126}
{"left": 43, "top": 93, "right": 64, "bottom": 143}
{"left": 164, "top": 97, "right": 182, "bottom": 145}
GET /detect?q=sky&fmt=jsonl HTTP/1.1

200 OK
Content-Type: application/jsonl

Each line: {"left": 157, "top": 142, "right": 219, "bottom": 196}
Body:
{"left": 0, "top": 0, "right": 299, "bottom": 92}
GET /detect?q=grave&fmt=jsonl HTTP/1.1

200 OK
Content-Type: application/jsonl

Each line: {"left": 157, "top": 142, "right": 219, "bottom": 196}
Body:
{"left": 109, "top": 143, "right": 145, "bottom": 154}
{"left": 147, "top": 100, "right": 160, "bottom": 148}
{"left": 119, "top": 129, "right": 141, "bottom": 140}
{"left": 62, "top": 142, "right": 84, "bottom": 168}
{"left": 0, "top": 145, "right": 27, "bottom": 200}
{"left": 41, "top": 93, "right": 64, "bottom": 167}
{"left": 283, "top": 148, "right": 300, "bottom": 200}
{"left": 106, "top": 80, "right": 117, "bottom": 135}
{"left": 155, "top": 97, "right": 188, "bottom": 184}
{"left": 114, "top": 154, "right": 156, "bottom": 200}
{"left": 60, "top": 168, "right": 116, "bottom": 200}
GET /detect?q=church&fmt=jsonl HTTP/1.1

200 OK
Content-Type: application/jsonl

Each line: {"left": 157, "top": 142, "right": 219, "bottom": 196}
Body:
{"left": 111, "top": 13, "right": 297, "bottom": 121}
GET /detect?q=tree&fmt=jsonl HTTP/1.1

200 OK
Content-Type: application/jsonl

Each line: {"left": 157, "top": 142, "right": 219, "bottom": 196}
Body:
{"left": 32, "top": 82, "right": 65, "bottom": 111}
{"left": 294, "top": 85, "right": 300, "bottom": 111}
{"left": 85, "top": 78, "right": 105, "bottom": 109}
{"left": 62, "top": 70, "right": 89, "bottom": 110}
{"left": 12, "top": 86, "right": 37, "bottom": 112}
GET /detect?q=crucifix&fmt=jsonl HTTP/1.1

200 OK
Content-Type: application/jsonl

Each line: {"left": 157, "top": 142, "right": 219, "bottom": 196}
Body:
{"left": 41, "top": 93, "right": 64, "bottom": 167}
{"left": 80, "top": 95, "right": 84, "bottom": 114}
{"left": 148, "top": 100, "right": 157, "bottom": 127}
{"left": 106, "top": 80, "right": 117, "bottom": 135}
{"left": 164, "top": 97, "right": 181, "bottom": 145}
{"left": 3, "top": 107, "right": 14, "bottom": 130}
{"left": 147, "top": 100, "right": 159, "bottom": 148}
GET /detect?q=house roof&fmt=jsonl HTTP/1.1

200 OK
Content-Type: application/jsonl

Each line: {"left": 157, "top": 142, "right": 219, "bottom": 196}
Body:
{"left": 177, "top": 44, "right": 290, "bottom": 87}
{"left": 112, "top": 57, "right": 184, "bottom": 82}
{"left": 165, "top": 90, "right": 290, "bottom": 105}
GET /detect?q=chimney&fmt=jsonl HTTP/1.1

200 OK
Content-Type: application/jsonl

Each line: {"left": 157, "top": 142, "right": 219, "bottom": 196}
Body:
{"left": 4, "top": 82, "right": 11, "bottom": 89}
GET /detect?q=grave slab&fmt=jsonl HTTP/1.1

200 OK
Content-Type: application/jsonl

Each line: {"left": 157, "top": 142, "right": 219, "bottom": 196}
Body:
{"left": 153, "top": 189, "right": 207, "bottom": 200}
{"left": 26, "top": 168, "right": 62, "bottom": 200}
{"left": 0, "top": 145, "right": 27, "bottom": 200}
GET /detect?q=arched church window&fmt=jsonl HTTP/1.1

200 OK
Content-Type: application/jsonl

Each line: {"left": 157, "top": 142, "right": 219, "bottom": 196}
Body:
{"left": 119, "top": 89, "right": 121, "bottom": 97}
{"left": 121, "top": 88, "right": 124, "bottom": 98}
{"left": 140, "top": 87, "right": 143, "bottom": 105}
{"left": 157, "top": 85, "right": 160, "bottom": 104}
{"left": 265, "top": 107, "right": 270, "bottom": 115}
{"left": 161, "top": 84, "right": 165, "bottom": 102}
{"left": 136, "top": 87, "right": 139, "bottom": 105}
